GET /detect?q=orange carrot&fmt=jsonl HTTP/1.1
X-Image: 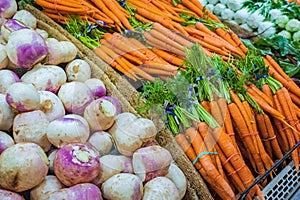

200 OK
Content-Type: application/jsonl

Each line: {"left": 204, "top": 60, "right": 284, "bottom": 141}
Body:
{"left": 175, "top": 133, "right": 203, "bottom": 171}
{"left": 152, "top": 23, "right": 193, "bottom": 47}
{"left": 289, "top": 92, "right": 300, "bottom": 107}
{"left": 93, "top": 47, "right": 138, "bottom": 81}
{"left": 273, "top": 94, "right": 290, "bottom": 153}
{"left": 152, "top": 48, "right": 184, "bottom": 66}
{"left": 229, "top": 89, "right": 259, "bottom": 153}
{"left": 144, "top": 32, "right": 187, "bottom": 57}
{"left": 276, "top": 89, "right": 299, "bottom": 170}
{"left": 104, "top": 33, "right": 148, "bottom": 61}
{"left": 217, "top": 98, "right": 240, "bottom": 152}
{"left": 91, "top": 0, "right": 123, "bottom": 28}
{"left": 263, "top": 114, "right": 284, "bottom": 160}
{"left": 248, "top": 84, "right": 274, "bottom": 107}
{"left": 255, "top": 113, "right": 273, "bottom": 159}
{"left": 149, "top": 29, "right": 186, "bottom": 52}
{"left": 228, "top": 102, "right": 265, "bottom": 174}
{"left": 185, "top": 127, "right": 236, "bottom": 199}
{"left": 102, "top": 0, "right": 134, "bottom": 30}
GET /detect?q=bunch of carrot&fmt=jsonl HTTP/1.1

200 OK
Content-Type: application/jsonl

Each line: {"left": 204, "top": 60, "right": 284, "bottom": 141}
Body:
{"left": 36, "top": 0, "right": 134, "bottom": 31}
{"left": 94, "top": 32, "right": 183, "bottom": 82}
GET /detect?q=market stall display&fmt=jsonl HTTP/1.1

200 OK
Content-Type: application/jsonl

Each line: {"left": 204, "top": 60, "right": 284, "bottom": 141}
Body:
{"left": 1, "top": 0, "right": 300, "bottom": 199}
{"left": 0, "top": 2, "right": 208, "bottom": 199}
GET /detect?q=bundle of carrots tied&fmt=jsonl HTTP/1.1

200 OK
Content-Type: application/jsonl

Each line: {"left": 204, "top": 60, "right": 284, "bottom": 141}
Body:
{"left": 35, "top": 0, "right": 300, "bottom": 199}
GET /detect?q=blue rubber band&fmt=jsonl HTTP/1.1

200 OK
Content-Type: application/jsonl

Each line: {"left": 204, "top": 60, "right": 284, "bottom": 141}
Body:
{"left": 192, "top": 151, "right": 218, "bottom": 165}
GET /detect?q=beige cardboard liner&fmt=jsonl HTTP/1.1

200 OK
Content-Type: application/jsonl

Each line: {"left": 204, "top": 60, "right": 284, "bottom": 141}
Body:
{"left": 19, "top": 4, "right": 215, "bottom": 200}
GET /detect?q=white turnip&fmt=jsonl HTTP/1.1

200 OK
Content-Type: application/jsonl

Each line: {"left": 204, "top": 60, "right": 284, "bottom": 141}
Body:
{"left": 0, "top": 142, "right": 49, "bottom": 192}
{"left": 1, "top": 19, "right": 29, "bottom": 42}
{"left": 0, "top": 93, "right": 15, "bottom": 131}
{"left": 93, "top": 155, "right": 133, "bottom": 186}
{"left": 88, "top": 131, "right": 113, "bottom": 156}
{"left": 46, "top": 38, "right": 77, "bottom": 65}
{"left": 99, "top": 96, "right": 121, "bottom": 114}
{"left": 0, "top": 189, "right": 24, "bottom": 200}
{"left": 84, "top": 78, "right": 106, "bottom": 98}
{"left": 0, "top": 131, "right": 14, "bottom": 154}
{"left": 39, "top": 90, "right": 65, "bottom": 121}
{"left": 21, "top": 64, "right": 67, "bottom": 93}
{"left": 46, "top": 114, "right": 90, "bottom": 148}
{"left": 0, "top": 0, "right": 17, "bottom": 19}
{"left": 35, "top": 28, "right": 48, "bottom": 39}
{"left": 143, "top": 177, "right": 180, "bottom": 200}
{"left": 6, "top": 29, "right": 48, "bottom": 69}
{"left": 0, "top": 44, "right": 8, "bottom": 69}
{"left": 65, "top": 59, "right": 91, "bottom": 82}
{"left": 165, "top": 163, "right": 187, "bottom": 199}
{"left": 6, "top": 82, "right": 40, "bottom": 112}
{"left": 101, "top": 173, "right": 143, "bottom": 200}
{"left": 53, "top": 143, "right": 100, "bottom": 186}
{"left": 13, "top": 10, "right": 37, "bottom": 29}
{"left": 0, "top": 69, "right": 20, "bottom": 93}
{"left": 30, "top": 175, "right": 64, "bottom": 200}
{"left": 49, "top": 183, "right": 103, "bottom": 200}
{"left": 48, "top": 149, "right": 58, "bottom": 174}
{"left": 108, "top": 112, "right": 157, "bottom": 156}
{"left": 13, "top": 110, "right": 51, "bottom": 152}
{"left": 132, "top": 145, "right": 172, "bottom": 182}
{"left": 58, "top": 81, "right": 94, "bottom": 116}
{"left": 84, "top": 98, "right": 117, "bottom": 132}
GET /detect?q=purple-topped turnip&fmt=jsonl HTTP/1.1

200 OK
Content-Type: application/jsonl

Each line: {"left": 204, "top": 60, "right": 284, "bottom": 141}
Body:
{"left": 6, "top": 29, "right": 48, "bottom": 69}
{"left": 13, "top": 110, "right": 51, "bottom": 152}
{"left": 13, "top": 10, "right": 37, "bottom": 29}
{"left": 143, "top": 177, "right": 180, "bottom": 200}
{"left": 39, "top": 91, "right": 65, "bottom": 121}
{"left": 30, "top": 175, "right": 64, "bottom": 200}
{"left": 165, "top": 163, "right": 187, "bottom": 199}
{"left": 46, "top": 38, "right": 77, "bottom": 65}
{"left": 0, "top": 93, "right": 15, "bottom": 131}
{"left": 53, "top": 143, "right": 100, "bottom": 186}
{"left": 84, "top": 78, "right": 106, "bottom": 99}
{"left": 1, "top": 19, "right": 29, "bottom": 41}
{"left": 47, "top": 114, "right": 90, "bottom": 148}
{"left": 108, "top": 113, "right": 157, "bottom": 156}
{"left": 49, "top": 183, "right": 103, "bottom": 200}
{"left": 0, "top": 69, "right": 20, "bottom": 93}
{"left": 0, "top": 142, "right": 49, "bottom": 192}
{"left": 58, "top": 81, "right": 94, "bottom": 116}
{"left": 0, "top": 44, "right": 8, "bottom": 69}
{"left": 101, "top": 173, "right": 143, "bottom": 200}
{"left": 0, "top": 131, "right": 14, "bottom": 154}
{"left": 0, "top": 189, "right": 24, "bottom": 200}
{"left": 0, "top": 0, "right": 17, "bottom": 19}
{"left": 84, "top": 98, "right": 117, "bottom": 132}
{"left": 66, "top": 59, "right": 91, "bottom": 82}
{"left": 93, "top": 155, "right": 133, "bottom": 186}
{"left": 132, "top": 145, "right": 173, "bottom": 182}
{"left": 99, "top": 96, "right": 121, "bottom": 114}
{"left": 6, "top": 82, "right": 40, "bottom": 112}
{"left": 88, "top": 131, "right": 113, "bottom": 156}
{"left": 21, "top": 64, "right": 67, "bottom": 93}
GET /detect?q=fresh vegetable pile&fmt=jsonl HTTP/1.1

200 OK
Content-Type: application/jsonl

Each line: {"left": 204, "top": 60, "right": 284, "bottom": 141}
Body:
{"left": 13, "top": 0, "right": 300, "bottom": 199}
{"left": 0, "top": 2, "right": 188, "bottom": 200}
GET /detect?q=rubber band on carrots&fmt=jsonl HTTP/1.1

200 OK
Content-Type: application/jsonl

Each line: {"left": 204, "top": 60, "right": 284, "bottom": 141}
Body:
{"left": 192, "top": 151, "right": 218, "bottom": 165}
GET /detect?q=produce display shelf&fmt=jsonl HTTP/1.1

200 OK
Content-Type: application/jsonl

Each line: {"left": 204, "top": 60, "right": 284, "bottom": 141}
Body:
{"left": 17, "top": 3, "right": 214, "bottom": 200}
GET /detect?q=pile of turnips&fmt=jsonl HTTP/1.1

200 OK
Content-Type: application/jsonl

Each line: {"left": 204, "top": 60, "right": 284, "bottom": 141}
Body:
{"left": 0, "top": 1, "right": 187, "bottom": 199}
